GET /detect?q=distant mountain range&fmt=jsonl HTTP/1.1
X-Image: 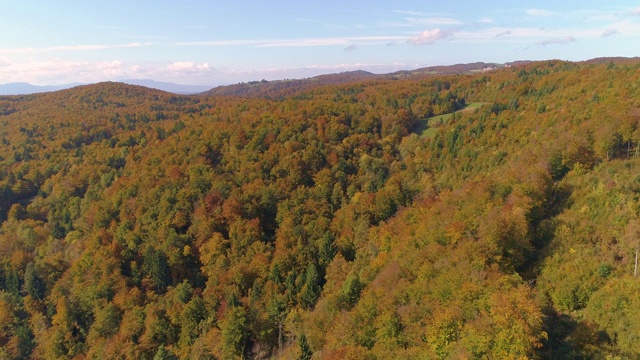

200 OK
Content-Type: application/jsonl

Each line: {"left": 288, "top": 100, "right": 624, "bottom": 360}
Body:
{"left": 2, "top": 58, "right": 637, "bottom": 96}
{"left": 0, "top": 79, "right": 211, "bottom": 96}
{"left": 0, "top": 82, "right": 85, "bottom": 95}
{"left": 0, "top": 62, "right": 508, "bottom": 96}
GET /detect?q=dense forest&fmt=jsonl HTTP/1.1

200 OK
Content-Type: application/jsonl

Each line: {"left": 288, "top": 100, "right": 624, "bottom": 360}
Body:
{"left": 0, "top": 59, "right": 639, "bottom": 359}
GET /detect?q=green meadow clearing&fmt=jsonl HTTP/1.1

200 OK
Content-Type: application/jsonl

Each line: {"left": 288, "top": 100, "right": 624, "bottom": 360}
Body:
{"left": 417, "top": 102, "right": 486, "bottom": 138}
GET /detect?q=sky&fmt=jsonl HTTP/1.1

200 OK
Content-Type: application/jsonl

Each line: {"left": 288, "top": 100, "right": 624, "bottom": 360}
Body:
{"left": 1, "top": 0, "right": 639, "bottom": 86}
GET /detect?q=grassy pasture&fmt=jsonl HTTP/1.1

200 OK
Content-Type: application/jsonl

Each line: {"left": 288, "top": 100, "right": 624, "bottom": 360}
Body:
{"left": 416, "top": 102, "right": 486, "bottom": 138}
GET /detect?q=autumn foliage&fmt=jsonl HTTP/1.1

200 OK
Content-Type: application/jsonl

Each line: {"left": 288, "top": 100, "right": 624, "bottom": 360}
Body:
{"left": 1, "top": 60, "right": 640, "bottom": 359}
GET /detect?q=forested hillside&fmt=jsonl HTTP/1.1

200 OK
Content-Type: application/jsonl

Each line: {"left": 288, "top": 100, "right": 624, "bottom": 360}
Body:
{"left": 201, "top": 62, "right": 502, "bottom": 99}
{"left": 1, "top": 60, "right": 639, "bottom": 359}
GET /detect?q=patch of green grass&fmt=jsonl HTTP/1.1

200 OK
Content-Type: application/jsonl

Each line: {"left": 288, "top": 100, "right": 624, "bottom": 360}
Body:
{"left": 465, "top": 102, "right": 485, "bottom": 109}
{"left": 416, "top": 102, "right": 487, "bottom": 138}
{"left": 428, "top": 112, "right": 454, "bottom": 125}
{"left": 421, "top": 127, "right": 438, "bottom": 138}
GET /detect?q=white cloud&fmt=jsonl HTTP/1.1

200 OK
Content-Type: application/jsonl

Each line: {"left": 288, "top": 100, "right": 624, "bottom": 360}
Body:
{"left": 96, "top": 60, "right": 126, "bottom": 77}
{"left": 526, "top": 9, "right": 556, "bottom": 16}
{"left": 167, "top": 61, "right": 211, "bottom": 72}
{"left": 601, "top": 29, "right": 618, "bottom": 37}
{"left": 0, "top": 59, "right": 125, "bottom": 84}
{"left": 0, "top": 58, "right": 221, "bottom": 86}
{"left": 408, "top": 28, "right": 454, "bottom": 45}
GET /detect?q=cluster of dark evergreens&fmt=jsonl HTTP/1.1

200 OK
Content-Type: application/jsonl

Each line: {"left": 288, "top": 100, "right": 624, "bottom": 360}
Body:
{"left": 0, "top": 60, "right": 639, "bottom": 359}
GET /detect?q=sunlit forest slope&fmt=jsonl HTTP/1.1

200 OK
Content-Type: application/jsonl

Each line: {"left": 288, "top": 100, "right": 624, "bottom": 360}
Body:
{"left": 1, "top": 60, "right": 640, "bottom": 359}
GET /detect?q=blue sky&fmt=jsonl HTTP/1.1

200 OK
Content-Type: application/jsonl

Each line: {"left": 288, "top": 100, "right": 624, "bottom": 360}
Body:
{"left": 1, "top": 1, "right": 639, "bottom": 86}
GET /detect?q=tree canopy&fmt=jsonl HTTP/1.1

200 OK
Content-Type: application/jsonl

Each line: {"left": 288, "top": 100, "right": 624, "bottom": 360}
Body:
{"left": 1, "top": 60, "right": 640, "bottom": 358}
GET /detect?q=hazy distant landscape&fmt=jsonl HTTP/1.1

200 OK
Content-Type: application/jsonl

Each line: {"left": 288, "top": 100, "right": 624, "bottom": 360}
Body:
{"left": 0, "top": 62, "right": 506, "bottom": 95}
{"left": 0, "top": 80, "right": 211, "bottom": 96}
